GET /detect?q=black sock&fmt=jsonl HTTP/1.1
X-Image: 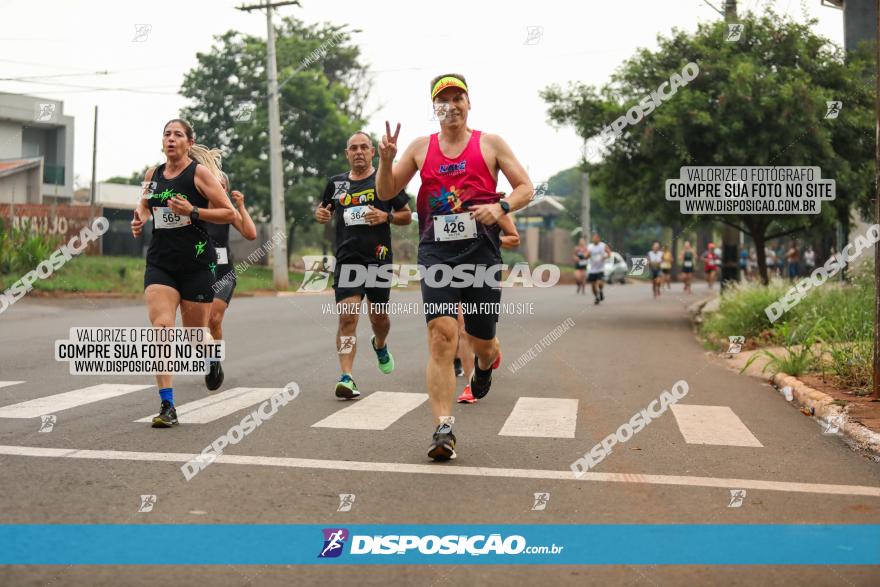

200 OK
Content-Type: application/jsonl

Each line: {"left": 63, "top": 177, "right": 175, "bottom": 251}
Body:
{"left": 473, "top": 355, "right": 492, "bottom": 375}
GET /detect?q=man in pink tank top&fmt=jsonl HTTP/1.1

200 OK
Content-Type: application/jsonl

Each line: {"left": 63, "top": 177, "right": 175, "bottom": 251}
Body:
{"left": 376, "top": 73, "right": 534, "bottom": 461}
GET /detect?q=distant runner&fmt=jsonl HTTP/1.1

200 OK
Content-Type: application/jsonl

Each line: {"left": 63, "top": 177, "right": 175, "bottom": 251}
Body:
{"left": 648, "top": 241, "right": 663, "bottom": 299}
{"left": 586, "top": 232, "right": 612, "bottom": 305}
{"left": 680, "top": 240, "right": 694, "bottom": 294}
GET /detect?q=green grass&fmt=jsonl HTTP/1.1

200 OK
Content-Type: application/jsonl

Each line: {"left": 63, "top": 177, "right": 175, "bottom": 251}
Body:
{"left": 0, "top": 255, "right": 304, "bottom": 295}
{"left": 701, "top": 279, "right": 790, "bottom": 342}
{"left": 703, "top": 272, "right": 874, "bottom": 391}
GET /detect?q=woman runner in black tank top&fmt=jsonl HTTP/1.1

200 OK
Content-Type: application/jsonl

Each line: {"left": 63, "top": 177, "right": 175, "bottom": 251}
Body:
{"left": 130, "top": 119, "right": 239, "bottom": 429}
{"left": 199, "top": 168, "right": 258, "bottom": 392}
{"left": 680, "top": 240, "right": 695, "bottom": 295}
{"left": 146, "top": 160, "right": 216, "bottom": 273}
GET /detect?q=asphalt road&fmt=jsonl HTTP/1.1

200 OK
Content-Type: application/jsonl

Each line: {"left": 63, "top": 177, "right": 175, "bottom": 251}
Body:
{"left": 1, "top": 281, "right": 879, "bottom": 585}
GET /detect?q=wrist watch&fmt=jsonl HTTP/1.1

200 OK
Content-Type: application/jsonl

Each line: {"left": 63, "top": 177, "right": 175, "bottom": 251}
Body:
{"left": 190, "top": 206, "right": 200, "bottom": 221}
{"left": 498, "top": 200, "right": 511, "bottom": 215}
{"left": 387, "top": 211, "right": 394, "bottom": 224}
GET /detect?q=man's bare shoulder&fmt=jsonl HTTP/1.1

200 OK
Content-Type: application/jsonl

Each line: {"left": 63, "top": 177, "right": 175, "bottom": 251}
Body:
{"left": 478, "top": 132, "right": 510, "bottom": 152}
{"left": 405, "top": 135, "right": 431, "bottom": 151}
{"left": 405, "top": 135, "right": 431, "bottom": 167}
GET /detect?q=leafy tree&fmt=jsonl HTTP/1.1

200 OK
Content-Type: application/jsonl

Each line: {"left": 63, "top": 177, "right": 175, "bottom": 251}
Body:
{"left": 105, "top": 166, "right": 152, "bottom": 186}
{"left": 543, "top": 9, "right": 875, "bottom": 284}
{"left": 179, "top": 18, "right": 370, "bottom": 256}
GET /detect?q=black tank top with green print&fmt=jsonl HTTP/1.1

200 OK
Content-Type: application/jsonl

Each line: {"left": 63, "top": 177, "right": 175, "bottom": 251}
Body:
{"left": 145, "top": 160, "right": 217, "bottom": 273}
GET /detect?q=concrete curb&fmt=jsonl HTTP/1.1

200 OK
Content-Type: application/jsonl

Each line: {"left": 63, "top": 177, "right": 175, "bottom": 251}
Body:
{"left": 770, "top": 372, "right": 880, "bottom": 459}
{"left": 688, "top": 294, "right": 719, "bottom": 324}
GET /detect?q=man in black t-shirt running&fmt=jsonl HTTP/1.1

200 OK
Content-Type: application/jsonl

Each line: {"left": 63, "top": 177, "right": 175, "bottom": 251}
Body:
{"left": 315, "top": 131, "right": 412, "bottom": 399}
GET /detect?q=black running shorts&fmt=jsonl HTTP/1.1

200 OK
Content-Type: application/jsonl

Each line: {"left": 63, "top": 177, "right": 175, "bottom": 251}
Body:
{"left": 418, "top": 239, "right": 501, "bottom": 341}
{"left": 213, "top": 270, "right": 236, "bottom": 305}
{"left": 587, "top": 272, "right": 603, "bottom": 283}
{"left": 333, "top": 262, "right": 392, "bottom": 305}
{"left": 144, "top": 264, "right": 215, "bottom": 303}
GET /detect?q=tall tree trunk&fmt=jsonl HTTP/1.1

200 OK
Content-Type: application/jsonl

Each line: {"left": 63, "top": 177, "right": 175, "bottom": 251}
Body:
{"left": 837, "top": 204, "right": 850, "bottom": 281}
{"left": 753, "top": 232, "right": 769, "bottom": 285}
{"left": 287, "top": 220, "right": 296, "bottom": 267}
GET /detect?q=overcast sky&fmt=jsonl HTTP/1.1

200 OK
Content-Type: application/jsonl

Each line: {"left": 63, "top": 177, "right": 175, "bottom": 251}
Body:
{"left": 1, "top": 0, "right": 845, "bottom": 193}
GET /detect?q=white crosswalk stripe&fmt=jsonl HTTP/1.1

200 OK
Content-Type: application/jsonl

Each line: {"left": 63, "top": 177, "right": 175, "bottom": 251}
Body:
{"left": 312, "top": 391, "right": 428, "bottom": 430}
{"left": 0, "top": 380, "right": 765, "bottom": 450}
{"left": 670, "top": 404, "right": 763, "bottom": 447}
{"left": 498, "top": 397, "right": 579, "bottom": 438}
{"left": 134, "top": 387, "right": 284, "bottom": 424}
{"left": 0, "top": 384, "right": 153, "bottom": 419}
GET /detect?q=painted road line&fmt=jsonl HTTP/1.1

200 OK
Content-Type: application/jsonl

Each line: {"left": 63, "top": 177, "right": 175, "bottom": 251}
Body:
{"left": 671, "top": 405, "right": 763, "bottom": 447}
{"left": 498, "top": 397, "right": 579, "bottom": 438}
{"left": 0, "top": 444, "right": 878, "bottom": 497}
{"left": 312, "top": 391, "right": 428, "bottom": 430}
{"left": 0, "top": 381, "right": 24, "bottom": 390}
{"left": 0, "top": 384, "right": 153, "bottom": 419}
{"left": 135, "top": 387, "right": 283, "bottom": 424}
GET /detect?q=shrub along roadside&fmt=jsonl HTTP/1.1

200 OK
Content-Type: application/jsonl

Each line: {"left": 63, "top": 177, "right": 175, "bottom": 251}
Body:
{"left": 0, "top": 218, "right": 61, "bottom": 277}
{"left": 701, "top": 272, "right": 874, "bottom": 394}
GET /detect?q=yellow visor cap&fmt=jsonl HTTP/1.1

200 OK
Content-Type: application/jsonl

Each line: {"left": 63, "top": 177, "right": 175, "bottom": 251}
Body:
{"left": 431, "top": 76, "right": 468, "bottom": 99}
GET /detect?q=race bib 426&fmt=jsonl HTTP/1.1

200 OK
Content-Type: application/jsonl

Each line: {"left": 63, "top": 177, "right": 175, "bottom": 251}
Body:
{"left": 433, "top": 212, "right": 477, "bottom": 241}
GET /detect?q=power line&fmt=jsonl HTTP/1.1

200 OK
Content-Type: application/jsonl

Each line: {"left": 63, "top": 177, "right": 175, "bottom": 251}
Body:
{"left": 0, "top": 78, "right": 179, "bottom": 95}
{"left": 0, "top": 71, "right": 111, "bottom": 81}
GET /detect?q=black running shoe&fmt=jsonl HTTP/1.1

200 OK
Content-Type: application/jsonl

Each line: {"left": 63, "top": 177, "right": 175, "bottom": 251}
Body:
{"left": 599, "top": 289, "right": 605, "bottom": 301}
{"left": 470, "top": 351, "right": 499, "bottom": 400}
{"left": 151, "top": 400, "right": 178, "bottom": 428}
{"left": 428, "top": 422, "right": 456, "bottom": 461}
{"left": 594, "top": 296, "right": 600, "bottom": 305}
{"left": 205, "top": 361, "right": 224, "bottom": 391}
{"left": 454, "top": 357, "right": 464, "bottom": 377}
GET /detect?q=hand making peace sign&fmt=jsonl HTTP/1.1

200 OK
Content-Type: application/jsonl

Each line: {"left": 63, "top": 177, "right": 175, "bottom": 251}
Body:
{"left": 379, "top": 121, "right": 401, "bottom": 163}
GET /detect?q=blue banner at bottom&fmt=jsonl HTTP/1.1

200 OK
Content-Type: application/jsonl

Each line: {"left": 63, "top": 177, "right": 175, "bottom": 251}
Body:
{"left": 1, "top": 525, "right": 878, "bottom": 565}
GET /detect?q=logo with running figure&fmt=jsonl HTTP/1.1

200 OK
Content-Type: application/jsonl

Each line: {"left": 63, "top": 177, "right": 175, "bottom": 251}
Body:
{"left": 629, "top": 257, "right": 647, "bottom": 276}
{"left": 531, "top": 492, "right": 550, "bottom": 511}
{"left": 728, "top": 489, "right": 746, "bottom": 508}
{"left": 39, "top": 414, "right": 56, "bottom": 433}
{"left": 208, "top": 262, "right": 217, "bottom": 276}
{"left": 195, "top": 241, "right": 207, "bottom": 257}
{"left": 332, "top": 181, "right": 350, "bottom": 200}
{"left": 338, "top": 336, "right": 356, "bottom": 355}
{"left": 725, "top": 23, "right": 744, "bottom": 42}
{"left": 337, "top": 494, "right": 356, "bottom": 512}
{"left": 298, "top": 255, "right": 336, "bottom": 292}
{"left": 318, "top": 528, "right": 349, "bottom": 558}
{"left": 138, "top": 494, "right": 157, "bottom": 513}
{"left": 375, "top": 245, "right": 389, "bottom": 260}
{"left": 825, "top": 101, "right": 843, "bottom": 119}
{"left": 428, "top": 185, "right": 464, "bottom": 214}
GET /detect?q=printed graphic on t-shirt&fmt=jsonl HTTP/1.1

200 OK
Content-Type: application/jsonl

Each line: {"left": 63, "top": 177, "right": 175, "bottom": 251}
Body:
{"left": 428, "top": 185, "right": 464, "bottom": 215}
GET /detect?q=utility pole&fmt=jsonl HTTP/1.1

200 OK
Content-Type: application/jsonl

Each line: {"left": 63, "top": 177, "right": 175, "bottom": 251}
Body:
{"left": 719, "top": 0, "right": 740, "bottom": 289}
{"left": 873, "top": 0, "right": 879, "bottom": 399}
{"left": 90, "top": 105, "right": 97, "bottom": 218}
{"left": 580, "top": 171, "right": 591, "bottom": 241}
{"left": 237, "top": 0, "right": 298, "bottom": 290}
